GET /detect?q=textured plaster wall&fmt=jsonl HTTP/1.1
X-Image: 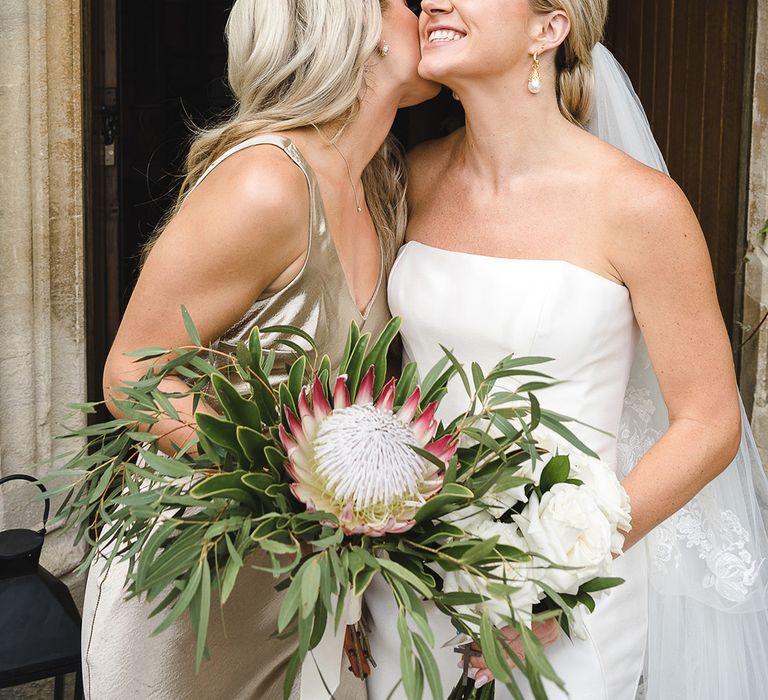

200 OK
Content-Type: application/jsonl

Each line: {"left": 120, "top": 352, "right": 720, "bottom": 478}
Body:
{"left": 742, "top": 0, "right": 768, "bottom": 466}
{"left": 0, "top": 1, "right": 86, "bottom": 690}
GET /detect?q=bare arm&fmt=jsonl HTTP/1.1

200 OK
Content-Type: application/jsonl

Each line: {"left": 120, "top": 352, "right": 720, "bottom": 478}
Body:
{"left": 610, "top": 169, "right": 741, "bottom": 549}
{"left": 103, "top": 146, "right": 309, "bottom": 455}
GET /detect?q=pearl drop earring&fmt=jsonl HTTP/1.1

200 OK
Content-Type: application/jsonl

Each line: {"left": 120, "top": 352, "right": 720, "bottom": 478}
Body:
{"left": 378, "top": 41, "right": 390, "bottom": 57}
{"left": 528, "top": 51, "right": 542, "bottom": 94}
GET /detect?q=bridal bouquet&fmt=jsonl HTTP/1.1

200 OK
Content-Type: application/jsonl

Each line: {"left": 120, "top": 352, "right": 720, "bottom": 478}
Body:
{"left": 442, "top": 427, "right": 631, "bottom": 698}
{"left": 50, "top": 312, "right": 629, "bottom": 700}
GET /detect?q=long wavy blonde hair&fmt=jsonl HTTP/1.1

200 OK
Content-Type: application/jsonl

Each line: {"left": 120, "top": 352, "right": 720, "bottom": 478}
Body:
{"left": 530, "top": 0, "right": 608, "bottom": 127}
{"left": 144, "top": 0, "right": 405, "bottom": 266}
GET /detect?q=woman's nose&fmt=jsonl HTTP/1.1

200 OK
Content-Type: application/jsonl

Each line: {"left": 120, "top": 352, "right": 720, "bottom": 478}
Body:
{"left": 421, "top": 0, "right": 453, "bottom": 16}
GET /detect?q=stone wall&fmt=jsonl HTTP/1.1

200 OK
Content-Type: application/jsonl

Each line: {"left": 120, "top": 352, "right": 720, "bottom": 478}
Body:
{"left": 0, "top": 0, "right": 86, "bottom": 694}
{"left": 742, "top": 0, "right": 768, "bottom": 466}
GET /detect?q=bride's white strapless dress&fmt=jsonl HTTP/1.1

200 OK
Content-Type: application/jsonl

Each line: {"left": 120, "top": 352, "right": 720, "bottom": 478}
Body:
{"left": 365, "top": 241, "right": 649, "bottom": 700}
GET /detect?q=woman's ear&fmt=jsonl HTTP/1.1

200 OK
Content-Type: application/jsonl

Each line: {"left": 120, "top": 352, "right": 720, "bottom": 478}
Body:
{"left": 533, "top": 10, "right": 571, "bottom": 54}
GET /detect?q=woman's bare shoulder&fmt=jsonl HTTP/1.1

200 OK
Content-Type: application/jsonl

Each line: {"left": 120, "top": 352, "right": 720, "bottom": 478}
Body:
{"left": 152, "top": 142, "right": 311, "bottom": 295}
{"left": 586, "top": 136, "right": 710, "bottom": 288}
{"left": 179, "top": 143, "right": 309, "bottom": 240}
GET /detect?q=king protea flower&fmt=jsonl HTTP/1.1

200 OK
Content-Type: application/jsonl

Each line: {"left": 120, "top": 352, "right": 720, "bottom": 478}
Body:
{"left": 278, "top": 367, "right": 458, "bottom": 536}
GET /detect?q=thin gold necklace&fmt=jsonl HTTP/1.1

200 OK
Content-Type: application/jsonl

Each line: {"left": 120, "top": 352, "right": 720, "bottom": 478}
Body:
{"left": 311, "top": 123, "right": 363, "bottom": 213}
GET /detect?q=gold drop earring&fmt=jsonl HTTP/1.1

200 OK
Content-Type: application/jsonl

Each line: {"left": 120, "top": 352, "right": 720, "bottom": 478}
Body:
{"left": 528, "top": 51, "right": 543, "bottom": 94}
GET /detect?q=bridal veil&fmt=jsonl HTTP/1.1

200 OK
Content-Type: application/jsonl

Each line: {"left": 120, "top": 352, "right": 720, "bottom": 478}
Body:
{"left": 589, "top": 43, "right": 768, "bottom": 700}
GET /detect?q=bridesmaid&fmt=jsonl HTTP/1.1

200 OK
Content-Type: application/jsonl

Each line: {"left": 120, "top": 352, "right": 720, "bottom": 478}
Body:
{"left": 82, "top": 1, "right": 438, "bottom": 698}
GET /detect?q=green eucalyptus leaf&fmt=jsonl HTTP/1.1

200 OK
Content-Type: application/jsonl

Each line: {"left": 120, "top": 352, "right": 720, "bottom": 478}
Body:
{"left": 439, "top": 345, "right": 471, "bottom": 397}
{"left": 414, "top": 483, "right": 474, "bottom": 524}
{"left": 519, "top": 624, "right": 564, "bottom": 688}
{"left": 137, "top": 449, "right": 195, "bottom": 479}
{"left": 480, "top": 611, "right": 513, "bottom": 685}
{"left": 420, "top": 367, "right": 456, "bottom": 408}
{"left": 353, "top": 565, "right": 378, "bottom": 596}
{"left": 300, "top": 557, "right": 322, "bottom": 619}
{"left": 461, "top": 536, "right": 500, "bottom": 565}
{"left": 539, "top": 455, "right": 571, "bottom": 494}
{"left": 418, "top": 522, "right": 465, "bottom": 545}
{"left": 260, "top": 324, "right": 318, "bottom": 354}
{"left": 309, "top": 599, "right": 328, "bottom": 650}
{"left": 579, "top": 577, "right": 624, "bottom": 594}
{"left": 419, "top": 356, "right": 450, "bottom": 401}
{"left": 181, "top": 305, "right": 202, "bottom": 346}
{"left": 247, "top": 327, "right": 263, "bottom": 363}
{"left": 413, "top": 632, "right": 443, "bottom": 700}
{"left": 397, "top": 613, "right": 418, "bottom": 700}
{"left": 539, "top": 413, "right": 599, "bottom": 458}
{"left": 278, "top": 569, "right": 303, "bottom": 633}
{"left": 151, "top": 560, "right": 203, "bottom": 637}
{"left": 282, "top": 652, "right": 302, "bottom": 700}
{"left": 124, "top": 346, "right": 169, "bottom": 359}
{"left": 151, "top": 389, "right": 181, "bottom": 421}
{"left": 194, "top": 556, "right": 212, "bottom": 672}
{"left": 438, "top": 591, "right": 488, "bottom": 606}
{"left": 377, "top": 558, "right": 432, "bottom": 599}
{"left": 260, "top": 538, "right": 299, "bottom": 555}
{"left": 310, "top": 527, "right": 344, "bottom": 549}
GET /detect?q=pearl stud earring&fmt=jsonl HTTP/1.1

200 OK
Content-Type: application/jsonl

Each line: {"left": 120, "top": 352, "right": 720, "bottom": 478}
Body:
{"left": 378, "top": 41, "right": 390, "bottom": 57}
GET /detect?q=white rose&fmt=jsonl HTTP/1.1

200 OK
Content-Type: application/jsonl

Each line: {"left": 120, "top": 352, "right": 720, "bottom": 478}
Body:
{"left": 571, "top": 456, "right": 632, "bottom": 554}
{"left": 443, "top": 521, "right": 543, "bottom": 628}
{"left": 514, "top": 484, "right": 613, "bottom": 595}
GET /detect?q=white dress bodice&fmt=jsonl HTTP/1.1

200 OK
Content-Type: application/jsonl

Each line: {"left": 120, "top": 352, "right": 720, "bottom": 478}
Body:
{"left": 390, "top": 241, "right": 640, "bottom": 467}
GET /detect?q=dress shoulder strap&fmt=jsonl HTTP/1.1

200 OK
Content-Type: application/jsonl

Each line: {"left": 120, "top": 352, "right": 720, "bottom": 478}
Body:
{"left": 184, "top": 134, "right": 314, "bottom": 201}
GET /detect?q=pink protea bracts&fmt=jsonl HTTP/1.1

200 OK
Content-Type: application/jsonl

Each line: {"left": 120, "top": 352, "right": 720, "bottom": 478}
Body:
{"left": 278, "top": 368, "right": 459, "bottom": 536}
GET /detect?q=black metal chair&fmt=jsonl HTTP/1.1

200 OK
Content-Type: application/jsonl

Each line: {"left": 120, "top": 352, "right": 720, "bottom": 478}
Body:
{"left": 0, "top": 474, "right": 83, "bottom": 699}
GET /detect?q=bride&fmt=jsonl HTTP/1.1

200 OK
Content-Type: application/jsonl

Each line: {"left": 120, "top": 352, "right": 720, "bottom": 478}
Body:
{"left": 365, "top": 0, "right": 768, "bottom": 698}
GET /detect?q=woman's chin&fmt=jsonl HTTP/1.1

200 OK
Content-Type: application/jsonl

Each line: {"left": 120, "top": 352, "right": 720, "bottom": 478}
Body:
{"left": 400, "top": 79, "right": 443, "bottom": 109}
{"left": 417, "top": 59, "right": 462, "bottom": 86}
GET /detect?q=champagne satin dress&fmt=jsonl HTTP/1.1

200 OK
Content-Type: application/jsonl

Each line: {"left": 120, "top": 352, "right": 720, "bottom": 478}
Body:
{"left": 82, "top": 135, "right": 389, "bottom": 700}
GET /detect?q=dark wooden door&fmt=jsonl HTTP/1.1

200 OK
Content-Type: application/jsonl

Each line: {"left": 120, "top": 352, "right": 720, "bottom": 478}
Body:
{"left": 84, "top": 0, "right": 234, "bottom": 406}
{"left": 604, "top": 0, "right": 757, "bottom": 347}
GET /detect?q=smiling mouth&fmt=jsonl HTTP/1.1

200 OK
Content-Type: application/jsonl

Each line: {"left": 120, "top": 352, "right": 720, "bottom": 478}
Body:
{"left": 427, "top": 29, "right": 466, "bottom": 44}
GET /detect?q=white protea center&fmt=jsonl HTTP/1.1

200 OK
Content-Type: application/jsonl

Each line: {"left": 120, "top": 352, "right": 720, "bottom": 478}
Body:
{"left": 280, "top": 369, "right": 459, "bottom": 536}
{"left": 314, "top": 404, "right": 426, "bottom": 513}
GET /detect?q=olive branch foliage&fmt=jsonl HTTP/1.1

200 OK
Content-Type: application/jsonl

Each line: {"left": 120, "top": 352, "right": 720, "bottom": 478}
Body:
{"left": 49, "top": 311, "right": 611, "bottom": 700}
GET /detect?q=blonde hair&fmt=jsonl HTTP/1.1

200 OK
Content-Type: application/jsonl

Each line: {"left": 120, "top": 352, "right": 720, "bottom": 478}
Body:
{"left": 529, "top": 0, "right": 608, "bottom": 127}
{"left": 144, "top": 0, "right": 405, "bottom": 266}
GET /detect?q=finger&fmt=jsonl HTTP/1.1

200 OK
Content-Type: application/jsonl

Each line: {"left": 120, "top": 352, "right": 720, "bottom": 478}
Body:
{"left": 475, "top": 671, "right": 494, "bottom": 689}
{"left": 500, "top": 625, "right": 522, "bottom": 642}
{"left": 469, "top": 656, "right": 487, "bottom": 671}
